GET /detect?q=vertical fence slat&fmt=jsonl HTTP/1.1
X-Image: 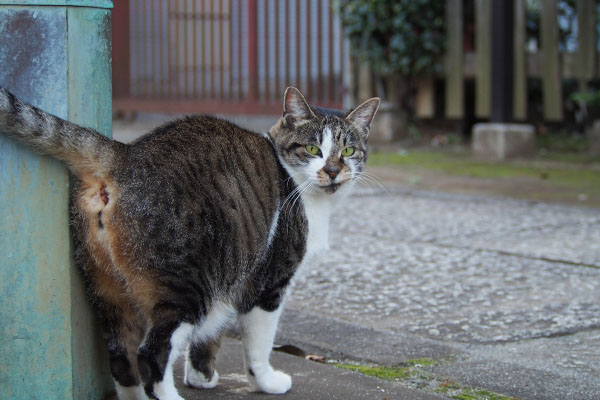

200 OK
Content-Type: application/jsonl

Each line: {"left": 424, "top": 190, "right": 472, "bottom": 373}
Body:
{"left": 150, "top": 0, "right": 155, "bottom": 96}
{"left": 513, "top": 0, "right": 527, "bottom": 120}
{"left": 275, "top": 0, "right": 280, "bottom": 98}
{"left": 201, "top": 0, "right": 206, "bottom": 97}
{"left": 445, "top": 0, "right": 464, "bottom": 118}
{"left": 184, "top": 0, "right": 190, "bottom": 97}
{"left": 112, "top": 0, "right": 130, "bottom": 98}
{"left": 357, "top": 61, "right": 372, "bottom": 101}
{"left": 238, "top": 0, "right": 243, "bottom": 99}
{"left": 296, "top": 0, "right": 301, "bottom": 88}
{"left": 264, "top": 0, "right": 270, "bottom": 100}
{"left": 339, "top": 16, "right": 345, "bottom": 105}
{"left": 577, "top": 0, "right": 596, "bottom": 88}
{"left": 541, "top": 0, "right": 562, "bottom": 121}
{"left": 248, "top": 0, "right": 259, "bottom": 101}
{"left": 175, "top": 0, "right": 181, "bottom": 97}
{"left": 167, "top": 0, "right": 171, "bottom": 96}
{"left": 209, "top": 0, "right": 215, "bottom": 98}
{"left": 328, "top": 1, "right": 334, "bottom": 103}
{"left": 415, "top": 78, "right": 434, "bottom": 118}
{"left": 219, "top": 0, "right": 224, "bottom": 97}
{"left": 228, "top": 0, "right": 233, "bottom": 99}
{"left": 142, "top": 0, "right": 147, "bottom": 95}
{"left": 317, "top": 0, "right": 323, "bottom": 101}
{"left": 306, "top": 0, "right": 312, "bottom": 99}
{"left": 134, "top": 0, "right": 140, "bottom": 96}
{"left": 284, "top": 0, "right": 290, "bottom": 91}
{"left": 159, "top": 0, "right": 165, "bottom": 96}
{"left": 475, "top": 0, "right": 491, "bottom": 118}
{"left": 192, "top": 0, "right": 198, "bottom": 97}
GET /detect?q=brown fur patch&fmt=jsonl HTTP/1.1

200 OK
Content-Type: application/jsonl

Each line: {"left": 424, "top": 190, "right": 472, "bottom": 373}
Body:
{"left": 76, "top": 174, "right": 161, "bottom": 317}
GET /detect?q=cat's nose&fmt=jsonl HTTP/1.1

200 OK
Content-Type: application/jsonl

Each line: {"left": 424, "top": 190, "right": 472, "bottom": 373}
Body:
{"left": 323, "top": 161, "right": 341, "bottom": 179}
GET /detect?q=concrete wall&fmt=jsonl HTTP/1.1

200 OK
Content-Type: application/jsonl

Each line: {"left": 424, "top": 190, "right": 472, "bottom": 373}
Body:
{"left": 0, "top": 2, "right": 113, "bottom": 399}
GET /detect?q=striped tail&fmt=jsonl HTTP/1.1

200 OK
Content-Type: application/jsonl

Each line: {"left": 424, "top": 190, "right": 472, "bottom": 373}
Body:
{"left": 0, "top": 87, "right": 120, "bottom": 176}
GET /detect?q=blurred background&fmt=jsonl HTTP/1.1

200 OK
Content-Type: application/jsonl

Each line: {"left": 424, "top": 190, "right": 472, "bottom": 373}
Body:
{"left": 111, "top": 0, "right": 600, "bottom": 208}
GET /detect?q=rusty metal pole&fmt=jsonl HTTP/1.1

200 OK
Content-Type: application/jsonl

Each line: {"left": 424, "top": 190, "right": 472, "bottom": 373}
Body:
{"left": 0, "top": 1, "right": 114, "bottom": 398}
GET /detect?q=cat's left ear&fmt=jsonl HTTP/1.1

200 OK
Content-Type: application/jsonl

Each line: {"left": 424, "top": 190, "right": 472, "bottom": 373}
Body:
{"left": 345, "top": 98, "right": 381, "bottom": 133}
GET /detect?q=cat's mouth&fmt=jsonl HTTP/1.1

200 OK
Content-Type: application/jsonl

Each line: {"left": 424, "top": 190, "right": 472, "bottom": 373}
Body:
{"left": 321, "top": 182, "right": 341, "bottom": 194}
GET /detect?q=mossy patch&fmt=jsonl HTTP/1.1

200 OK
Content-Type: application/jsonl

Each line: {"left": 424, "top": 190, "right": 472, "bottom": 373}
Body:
{"left": 333, "top": 358, "right": 437, "bottom": 381}
{"left": 368, "top": 149, "right": 600, "bottom": 208}
{"left": 449, "top": 387, "right": 519, "bottom": 400}
{"left": 333, "top": 359, "right": 518, "bottom": 400}
{"left": 334, "top": 363, "right": 412, "bottom": 380}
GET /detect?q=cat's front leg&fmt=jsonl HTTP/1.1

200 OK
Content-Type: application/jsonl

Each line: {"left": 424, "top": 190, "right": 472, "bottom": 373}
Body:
{"left": 239, "top": 305, "right": 291, "bottom": 394}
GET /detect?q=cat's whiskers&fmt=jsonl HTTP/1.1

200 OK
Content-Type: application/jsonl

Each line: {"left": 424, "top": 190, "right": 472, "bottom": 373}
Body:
{"left": 352, "top": 171, "right": 389, "bottom": 194}
{"left": 281, "top": 178, "right": 311, "bottom": 217}
{"left": 289, "top": 180, "right": 316, "bottom": 215}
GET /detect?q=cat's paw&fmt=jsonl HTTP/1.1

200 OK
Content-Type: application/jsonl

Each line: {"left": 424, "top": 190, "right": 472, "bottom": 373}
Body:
{"left": 184, "top": 368, "right": 219, "bottom": 389}
{"left": 115, "top": 384, "right": 150, "bottom": 400}
{"left": 249, "top": 369, "right": 292, "bottom": 394}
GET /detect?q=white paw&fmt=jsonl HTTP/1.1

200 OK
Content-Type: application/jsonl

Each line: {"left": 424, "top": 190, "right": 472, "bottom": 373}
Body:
{"left": 251, "top": 369, "right": 292, "bottom": 394}
{"left": 115, "top": 384, "right": 150, "bottom": 400}
{"left": 184, "top": 368, "right": 219, "bottom": 389}
{"left": 153, "top": 379, "right": 184, "bottom": 400}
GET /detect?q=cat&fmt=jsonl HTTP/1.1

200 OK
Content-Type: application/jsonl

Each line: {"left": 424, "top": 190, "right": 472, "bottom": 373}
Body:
{"left": 0, "top": 86, "right": 379, "bottom": 400}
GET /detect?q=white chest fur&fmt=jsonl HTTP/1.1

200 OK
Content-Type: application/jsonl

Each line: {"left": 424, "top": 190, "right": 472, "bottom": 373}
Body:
{"left": 302, "top": 194, "right": 333, "bottom": 258}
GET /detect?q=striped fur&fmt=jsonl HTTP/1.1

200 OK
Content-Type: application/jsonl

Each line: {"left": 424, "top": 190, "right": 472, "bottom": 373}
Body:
{"left": 0, "top": 87, "right": 120, "bottom": 175}
{"left": 0, "top": 86, "right": 379, "bottom": 399}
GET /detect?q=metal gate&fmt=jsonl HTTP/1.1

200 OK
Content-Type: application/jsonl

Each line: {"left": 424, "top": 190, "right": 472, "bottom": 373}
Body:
{"left": 113, "top": 0, "right": 350, "bottom": 115}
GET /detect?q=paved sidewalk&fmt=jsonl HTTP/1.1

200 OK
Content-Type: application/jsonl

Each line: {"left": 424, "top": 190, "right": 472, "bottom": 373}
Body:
{"left": 281, "top": 185, "right": 600, "bottom": 400}
{"left": 172, "top": 337, "right": 444, "bottom": 399}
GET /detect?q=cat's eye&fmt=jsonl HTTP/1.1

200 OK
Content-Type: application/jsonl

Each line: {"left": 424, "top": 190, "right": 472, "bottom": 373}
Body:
{"left": 341, "top": 146, "right": 355, "bottom": 157}
{"left": 306, "top": 144, "right": 321, "bottom": 155}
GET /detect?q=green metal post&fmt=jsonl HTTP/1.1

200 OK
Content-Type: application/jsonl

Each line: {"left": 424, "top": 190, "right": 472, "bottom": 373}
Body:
{"left": 0, "top": 1, "right": 114, "bottom": 399}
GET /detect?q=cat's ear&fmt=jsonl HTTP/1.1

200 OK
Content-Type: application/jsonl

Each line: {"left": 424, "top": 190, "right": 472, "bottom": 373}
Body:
{"left": 345, "top": 98, "right": 381, "bottom": 131}
{"left": 283, "top": 86, "right": 315, "bottom": 127}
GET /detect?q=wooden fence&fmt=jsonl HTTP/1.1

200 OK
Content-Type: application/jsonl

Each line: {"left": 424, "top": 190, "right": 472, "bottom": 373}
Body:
{"left": 411, "top": 0, "right": 598, "bottom": 123}
{"left": 113, "top": 0, "right": 349, "bottom": 115}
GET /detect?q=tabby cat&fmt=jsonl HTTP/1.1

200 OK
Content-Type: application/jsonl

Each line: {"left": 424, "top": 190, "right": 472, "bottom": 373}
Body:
{"left": 0, "top": 86, "right": 379, "bottom": 399}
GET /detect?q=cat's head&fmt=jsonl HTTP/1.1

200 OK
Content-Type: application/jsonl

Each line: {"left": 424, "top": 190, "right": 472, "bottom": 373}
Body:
{"left": 269, "top": 87, "right": 380, "bottom": 197}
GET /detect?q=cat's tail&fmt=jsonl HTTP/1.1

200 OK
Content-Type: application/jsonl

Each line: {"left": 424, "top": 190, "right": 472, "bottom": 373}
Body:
{"left": 0, "top": 87, "right": 120, "bottom": 176}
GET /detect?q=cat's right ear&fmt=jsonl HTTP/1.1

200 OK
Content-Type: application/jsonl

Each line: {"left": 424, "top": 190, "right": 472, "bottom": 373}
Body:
{"left": 282, "top": 87, "right": 315, "bottom": 127}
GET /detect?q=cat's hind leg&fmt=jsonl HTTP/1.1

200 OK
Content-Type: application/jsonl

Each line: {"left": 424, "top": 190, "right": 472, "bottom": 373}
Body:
{"left": 183, "top": 335, "right": 221, "bottom": 389}
{"left": 136, "top": 313, "right": 193, "bottom": 400}
{"left": 183, "top": 301, "right": 236, "bottom": 389}
{"left": 85, "top": 269, "right": 149, "bottom": 399}
{"left": 71, "top": 218, "right": 148, "bottom": 400}
{"left": 239, "top": 305, "right": 291, "bottom": 394}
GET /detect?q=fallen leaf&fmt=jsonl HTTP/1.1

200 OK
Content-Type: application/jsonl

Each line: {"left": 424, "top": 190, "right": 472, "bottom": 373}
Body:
{"left": 305, "top": 354, "right": 327, "bottom": 363}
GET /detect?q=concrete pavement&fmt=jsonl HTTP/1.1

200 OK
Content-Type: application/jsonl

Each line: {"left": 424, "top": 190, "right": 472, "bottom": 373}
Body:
{"left": 280, "top": 185, "right": 600, "bottom": 399}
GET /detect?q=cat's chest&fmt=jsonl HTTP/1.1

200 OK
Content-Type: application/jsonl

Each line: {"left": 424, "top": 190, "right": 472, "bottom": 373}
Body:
{"left": 302, "top": 196, "right": 332, "bottom": 258}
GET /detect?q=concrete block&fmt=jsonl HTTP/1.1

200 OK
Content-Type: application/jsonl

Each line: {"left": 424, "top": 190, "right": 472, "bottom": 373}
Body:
{"left": 472, "top": 123, "right": 536, "bottom": 160}
{"left": 589, "top": 120, "right": 600, "bottom": 155}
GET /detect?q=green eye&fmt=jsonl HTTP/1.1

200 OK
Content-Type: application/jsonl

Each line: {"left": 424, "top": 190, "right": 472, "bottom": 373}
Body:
{"left": 341, "top": 146, "right": 355, "bottom": 157}
{"left": 306, "top": 144, "right": 321, "bottom": 155}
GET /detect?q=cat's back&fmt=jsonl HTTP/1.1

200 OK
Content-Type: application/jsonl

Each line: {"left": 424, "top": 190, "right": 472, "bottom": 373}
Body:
{"left": 110, "top": 115, "right": 285, "bottom": 270}
{"left": 129, "top": 115, "right": 272, "bottom": 163}
{"left": 121, "top": 115, "right": 279, "bottom": 189}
